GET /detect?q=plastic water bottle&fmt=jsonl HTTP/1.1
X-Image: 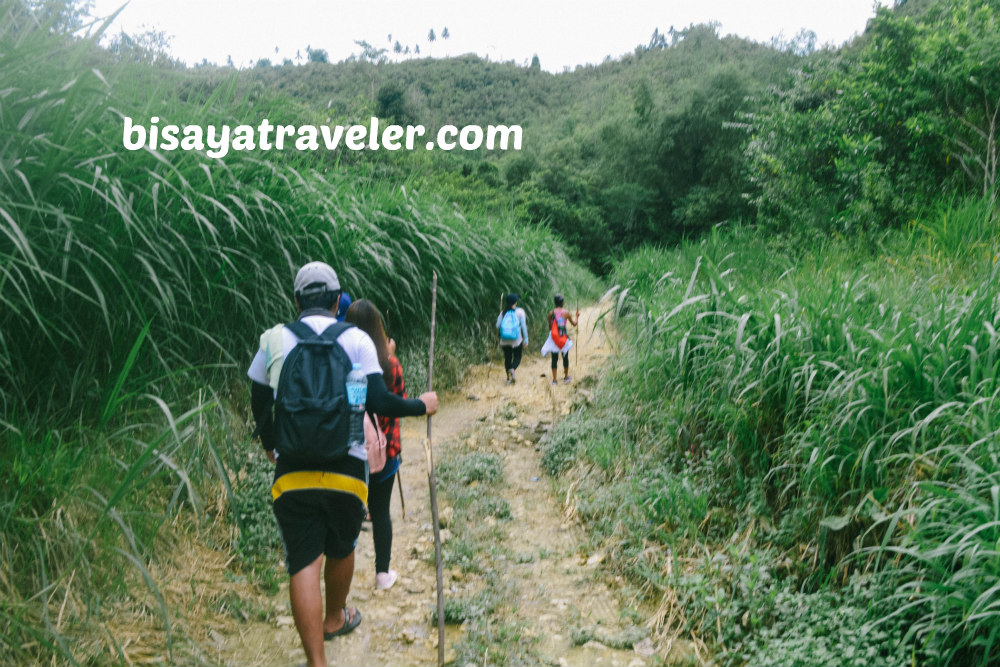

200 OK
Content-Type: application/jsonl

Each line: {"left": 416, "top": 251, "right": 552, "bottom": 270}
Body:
{"left": 345, "top": 363, "right": 367, "bottom": 452}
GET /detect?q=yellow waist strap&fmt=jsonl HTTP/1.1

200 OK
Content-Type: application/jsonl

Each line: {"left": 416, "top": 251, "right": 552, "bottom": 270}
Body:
{"left": 271, "top": 471, "right": 368, "bottom": 505}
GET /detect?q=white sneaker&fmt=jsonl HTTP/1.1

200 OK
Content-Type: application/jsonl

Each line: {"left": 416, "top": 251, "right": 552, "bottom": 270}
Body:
{"left": 375, "top": 570, "right": 398, "bottom": 590}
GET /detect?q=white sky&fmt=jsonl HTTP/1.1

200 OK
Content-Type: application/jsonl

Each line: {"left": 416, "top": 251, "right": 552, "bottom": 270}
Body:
{"left": 89, "top": 0, "right": 891, "bottom": 72}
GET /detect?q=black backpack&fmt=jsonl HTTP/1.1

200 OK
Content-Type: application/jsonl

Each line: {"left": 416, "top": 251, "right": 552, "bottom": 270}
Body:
{"left": 274, "top": 319, "right": 355, "bottom": 464}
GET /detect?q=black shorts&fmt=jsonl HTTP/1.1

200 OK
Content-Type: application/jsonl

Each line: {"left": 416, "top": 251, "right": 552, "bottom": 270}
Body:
{"left": 273, "top": 489, "right": 366, "bottom": 575}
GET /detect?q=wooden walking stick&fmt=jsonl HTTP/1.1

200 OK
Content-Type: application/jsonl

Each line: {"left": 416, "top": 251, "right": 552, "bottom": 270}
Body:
{"left": 422, "top": 271, "right": 446, "bottom": 667}
{"left": 575, "top": 299, "right": 579, "bottom": 369}
{"left": 491, "top": 291, "right": 502, "bottom": 381}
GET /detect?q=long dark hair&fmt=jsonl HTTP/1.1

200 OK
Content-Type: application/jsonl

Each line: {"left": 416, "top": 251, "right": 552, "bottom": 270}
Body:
{"left": 344, "top": 298, "right": 391, "bottom": 383}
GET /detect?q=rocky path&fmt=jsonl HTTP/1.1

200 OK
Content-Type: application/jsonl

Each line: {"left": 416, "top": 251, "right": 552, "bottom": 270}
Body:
{"left": 219, "top": 304, "right": 664, "bottom": 666}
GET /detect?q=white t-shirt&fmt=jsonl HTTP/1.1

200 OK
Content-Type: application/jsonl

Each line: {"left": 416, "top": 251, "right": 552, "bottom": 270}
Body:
{"left": 247, "top": 314, "right": 382, "bottom": 460}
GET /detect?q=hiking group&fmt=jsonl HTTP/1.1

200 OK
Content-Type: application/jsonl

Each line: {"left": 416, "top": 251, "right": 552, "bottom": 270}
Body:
{"left": 247, "top": 266, "right": 579, "bottom": 667}
{"left": 248, "top": 261, "right": 436, "bottom": 667}
{"left": 497, "top": 292, "right": 579, "bottom": 385}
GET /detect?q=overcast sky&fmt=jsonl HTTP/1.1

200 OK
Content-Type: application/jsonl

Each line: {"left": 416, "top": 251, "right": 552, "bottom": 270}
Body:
{"left": 89, "top": 0, "right": 891, "bottom": 72}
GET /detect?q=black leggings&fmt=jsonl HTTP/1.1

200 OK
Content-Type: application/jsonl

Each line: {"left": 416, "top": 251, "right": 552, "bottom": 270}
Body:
{"left": 368, "top": 470, "right": 395, "bottom": 573}
{"left": 503, "top": 344, "right": 523, "bottom": 371}
{"left": 551, "top": 351, "right": 569, "bottom": 370}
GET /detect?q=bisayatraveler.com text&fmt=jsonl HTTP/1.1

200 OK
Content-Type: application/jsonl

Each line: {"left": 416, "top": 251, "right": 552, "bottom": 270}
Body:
{"left": 122, "top": 116, "right": 522, "bottom": 158}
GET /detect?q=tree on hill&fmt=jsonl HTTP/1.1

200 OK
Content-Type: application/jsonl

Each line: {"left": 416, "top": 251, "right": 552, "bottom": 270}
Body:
{"left": 352, "top": 39, "right": 389, "bottom": 98}
{"left": 307, "top": 46, "right": 328, "bottom": 63}
{"left": 375, "top": 81, "right": 415, "bottom": 125}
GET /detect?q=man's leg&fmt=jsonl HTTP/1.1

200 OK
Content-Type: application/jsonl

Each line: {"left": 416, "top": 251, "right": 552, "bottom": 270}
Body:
{"left": 289, "top": 554, "right": 326, "bottom": 667}
{"left": 323, "top": 551, "right": 356, "bottom": 633}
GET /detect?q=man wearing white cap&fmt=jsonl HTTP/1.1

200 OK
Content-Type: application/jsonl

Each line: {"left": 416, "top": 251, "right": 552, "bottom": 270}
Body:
{"left": 247, "top": 261, "right": 438, "bottom": 667}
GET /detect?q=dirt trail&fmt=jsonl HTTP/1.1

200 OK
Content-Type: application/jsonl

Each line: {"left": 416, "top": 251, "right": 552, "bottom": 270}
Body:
{"left": 219, "top": 304, "right": 663, "bottom": 666}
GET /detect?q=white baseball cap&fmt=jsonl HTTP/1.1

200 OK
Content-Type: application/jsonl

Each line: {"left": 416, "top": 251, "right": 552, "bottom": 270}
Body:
{"left": 294, "top": 261, "right": 340, "bottom": 295}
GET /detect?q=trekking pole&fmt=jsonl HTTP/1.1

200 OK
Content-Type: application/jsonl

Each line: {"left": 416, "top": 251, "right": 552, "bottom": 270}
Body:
{"left": 491, "top": 291, "right": 502, "bottom": 381}
{"left": 575, "top": 300, "right": 579, "bottom": 369}
{"left": 422, "top": 271, "right": 446, "bottom": 667}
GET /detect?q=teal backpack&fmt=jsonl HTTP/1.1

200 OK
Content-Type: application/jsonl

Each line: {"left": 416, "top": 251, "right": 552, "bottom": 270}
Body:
{"left": 499, "top": 310, "right": 520, "bottom": 341}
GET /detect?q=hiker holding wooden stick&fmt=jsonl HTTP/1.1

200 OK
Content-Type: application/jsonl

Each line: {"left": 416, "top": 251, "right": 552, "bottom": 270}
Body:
{"left": 247, "top": 262, "right": 438, "bottom": 667}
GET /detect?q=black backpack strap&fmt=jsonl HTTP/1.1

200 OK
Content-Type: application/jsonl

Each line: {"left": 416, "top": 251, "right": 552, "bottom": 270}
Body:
{"left": 285, "top": 320, "right": 317, "bottom": 341}
{"left": 318, "top": 321, "right": 354, "bottom": 342}
{"left": 285, "top": 319, "right": 355, "bottom": 342}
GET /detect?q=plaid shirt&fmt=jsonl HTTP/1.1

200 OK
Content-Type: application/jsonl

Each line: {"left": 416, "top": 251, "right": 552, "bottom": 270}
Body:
{"left": 377, "top": 356, "right": 405, "bottom": 460}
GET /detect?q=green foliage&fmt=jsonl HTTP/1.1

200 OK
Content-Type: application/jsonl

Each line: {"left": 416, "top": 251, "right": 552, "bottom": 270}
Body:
{"left": 571, "top": 623, "right": 648, "bottom": 650}
{"left": 548, "top": 209, "right": 999, "bottom": 662}
{"left": 866, "top": 449, "right": 1000, "bottom": 666}
{"left": 540, "top": 415, "right": 623, "bottom": 475}
{"left": 232, "top": 449, "right": 281, "bottom": 567}
{"left": 430, "top": 590, "right": 497, "bottom": 625}
{"left": 0, "top": 3, "right": 594, "bottom": 663}
{"left": 748, "top": 0, "right": 1000, "bottom": 233}
{"left": 676, "top": 559, "right": 907, "bottom": 667}
{"left": 438, "top": 451, "right": 504, "bottom": 486}
{"left": 0, "top": 9, "right": 582, "bottom": 424}
{"left": 306, "top": 46, "right": 328, "bottom": 63}
{"left": 508, "top": 26, "right": 795, "bottom": 266}
{"left": 78, "top": 0, "right": 998, "bottom": 271}
{"left": 245, "top": 22, "right": 797, "bottom": 270}
{"left": 374, "top": 80, "right": 414, "bottom": 125}
{"left": 910, "top": 196, "right": 1000, "bottom": 265}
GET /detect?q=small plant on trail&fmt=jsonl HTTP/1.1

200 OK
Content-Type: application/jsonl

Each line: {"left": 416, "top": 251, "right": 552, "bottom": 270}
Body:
{"left": 438, "top": 451, "right": 504, "bottom": 486}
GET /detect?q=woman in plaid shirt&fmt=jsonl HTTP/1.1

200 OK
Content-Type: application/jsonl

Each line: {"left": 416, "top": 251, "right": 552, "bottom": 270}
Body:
{"left": 345, "top": 299, "right": 407, "bottom": 591}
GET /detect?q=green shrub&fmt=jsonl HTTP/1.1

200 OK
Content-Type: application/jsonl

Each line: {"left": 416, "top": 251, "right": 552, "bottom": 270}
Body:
{"left": 438, "top": 452, "right": 504, "bottom": 486}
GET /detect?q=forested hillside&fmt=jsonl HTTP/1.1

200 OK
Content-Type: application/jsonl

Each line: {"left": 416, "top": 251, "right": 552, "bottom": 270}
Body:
{"left": 239, "top": 24, "right": 801, "bottom": 270}
{"left": 234, "top": 0, "right": 997, "bottom": 275}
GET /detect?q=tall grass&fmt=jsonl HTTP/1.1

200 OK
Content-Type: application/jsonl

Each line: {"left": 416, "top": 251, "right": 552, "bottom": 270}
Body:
{"left": 543, "top": 201, "right": 1000, "bottom": 663}
{"left": 1, "top": 4, "right": 595, "bottom": 663}
{"left": 2, "top": 2, "right": 583, "bottom": 426}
